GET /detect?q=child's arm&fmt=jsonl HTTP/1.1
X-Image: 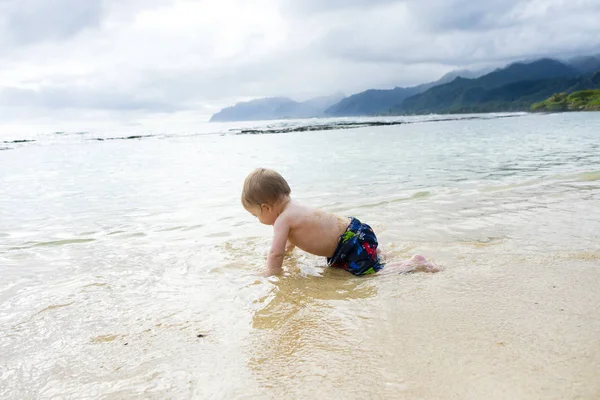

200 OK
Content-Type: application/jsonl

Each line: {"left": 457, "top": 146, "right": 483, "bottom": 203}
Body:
{"left": 265, "top": 218, "right": 290, "bottom": 276}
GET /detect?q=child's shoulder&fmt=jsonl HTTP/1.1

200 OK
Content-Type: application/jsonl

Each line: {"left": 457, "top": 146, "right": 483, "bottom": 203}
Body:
{"left": 280, "top": 201, "right": 313, "bottom": 221}
{"left": 282, "top": 201, "right": 305, "bottom": 217}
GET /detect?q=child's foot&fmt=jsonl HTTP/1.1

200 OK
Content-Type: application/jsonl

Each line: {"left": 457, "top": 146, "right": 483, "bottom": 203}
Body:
{"left": 407, "top": 254, "right": 440, "bottom": 272}
{"left": 382, "top": 254, "right": 441, "bottom": 274}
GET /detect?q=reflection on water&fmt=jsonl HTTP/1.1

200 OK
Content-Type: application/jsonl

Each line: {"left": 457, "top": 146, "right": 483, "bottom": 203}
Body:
{"left": 252, "top": 271, "right": 378, "bottom": 330}
{"left": 249, "top": 273, "right": 379, "bottom": 396}
{"left": 1, "top": 113, "right": 600, "bottom": 399}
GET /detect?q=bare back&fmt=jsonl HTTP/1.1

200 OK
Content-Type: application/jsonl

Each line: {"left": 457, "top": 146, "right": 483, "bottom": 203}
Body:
{"left": 280, "top": 200, "right": 349, "bottom": 258}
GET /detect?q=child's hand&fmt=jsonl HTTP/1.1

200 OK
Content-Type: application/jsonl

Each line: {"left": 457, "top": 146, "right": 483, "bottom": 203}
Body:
{"left": 263, "top": 266, "right": 283, "bottom": 277}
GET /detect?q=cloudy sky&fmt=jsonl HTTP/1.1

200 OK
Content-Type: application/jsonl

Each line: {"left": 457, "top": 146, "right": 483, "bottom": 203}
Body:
{"left": 1, "top": 0, "right": 599, "bottom": 129}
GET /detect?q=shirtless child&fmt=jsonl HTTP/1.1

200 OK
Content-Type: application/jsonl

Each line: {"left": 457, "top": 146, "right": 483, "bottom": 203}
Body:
{"left": 242, "top": 168, "right": 440, "bottom": 276}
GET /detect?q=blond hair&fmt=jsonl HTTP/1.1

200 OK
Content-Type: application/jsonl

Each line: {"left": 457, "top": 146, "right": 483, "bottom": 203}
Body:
{"left": 242, "top": 168, "right": 291, "bottom": 207}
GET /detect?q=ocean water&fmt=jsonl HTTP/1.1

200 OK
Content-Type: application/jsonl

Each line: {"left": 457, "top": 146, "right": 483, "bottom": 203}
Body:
{"left": 1, "top": 112, "right": 599, "bottom": 399}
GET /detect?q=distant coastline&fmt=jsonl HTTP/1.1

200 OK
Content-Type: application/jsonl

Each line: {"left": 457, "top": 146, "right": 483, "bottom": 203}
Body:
{"left": 211, "top": 55, "right": 600, "bottom": 122}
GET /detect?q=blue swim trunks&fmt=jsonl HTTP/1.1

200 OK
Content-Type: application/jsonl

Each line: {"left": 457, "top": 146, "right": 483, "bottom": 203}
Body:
{"left": 327, "top": 217, "right": 384, "bottom": 276}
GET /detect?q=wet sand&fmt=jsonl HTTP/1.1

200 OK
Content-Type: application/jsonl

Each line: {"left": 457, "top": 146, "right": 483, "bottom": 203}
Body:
{"left": 246, "top": 244, "right": 600, "bottom": 399}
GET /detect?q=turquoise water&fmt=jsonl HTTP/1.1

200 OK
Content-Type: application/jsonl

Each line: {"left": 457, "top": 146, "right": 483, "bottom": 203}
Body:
{"left": 1, "top": 112, "right": 599, "bottom": 399}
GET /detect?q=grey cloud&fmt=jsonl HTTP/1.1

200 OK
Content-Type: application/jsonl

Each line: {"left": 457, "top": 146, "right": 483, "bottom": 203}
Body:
{"left": 2, "top": 0, "right": 103, "bottom": 45}
{"left": 406, "top": 0, "right": 600, "bottom": 33}
{"left": 280, "top": 0, "right": 400, "bottom": 15}
{"left": 0, "top": 59, "right": 279, "bottom": 113}
{"left": 406, "top": 0, "right": 521, "bottom": 32}
{"left": 0, "top": 66, "right": 271, "bottom": 114}
{"left": 314, "top": 0, "right": 600, "bottom": 66}
{"left": 0, "top": 85, "right": 181, "bottom": 112}
{"left": 0, "top": 0, "right": 171, "bottom": 47}
{"left": 1, "top": 0, "right": 600, "bottom": 118}
{"left": 131, "top": 62, "right": 290, "bottom": 104}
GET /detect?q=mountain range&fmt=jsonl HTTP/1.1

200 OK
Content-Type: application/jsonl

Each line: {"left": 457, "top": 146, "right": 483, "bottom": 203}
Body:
{"left": 324, "top": 67, "right": 493, "bottom": 117}
{"left": 210, "top": 93, "right": 344, "bottom": 122}
{"left": 395, "top": 58, "right": 586, "bottom": 114}
{"left": 210, "top": 54, "right": 600, "bottom": 121}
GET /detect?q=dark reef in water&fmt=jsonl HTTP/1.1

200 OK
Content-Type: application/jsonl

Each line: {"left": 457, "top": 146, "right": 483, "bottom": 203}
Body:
{"left": 91, "top": 135, "right": 155, "bottom": 141}
{"left": 235, "top": 114, "right": 520, "bottom": 135}
{"left": 2, "top": 114, "right": 524, "bottom": 146}
{"left": 238, "top": 120, "right": 408, "bottom": 135}
{"left": 3, "top": 139, "right": 36, "bottom": 143}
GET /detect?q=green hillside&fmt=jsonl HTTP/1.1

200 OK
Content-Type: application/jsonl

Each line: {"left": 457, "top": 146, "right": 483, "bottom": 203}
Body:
{"left": 391, "top": 59, "right": 581, "bottom": 114}
{"left": 391, "top": 66, "right": 600, "bottom": 115}
{"left": 531, "top": 90, "right": 600, "bottom": 112}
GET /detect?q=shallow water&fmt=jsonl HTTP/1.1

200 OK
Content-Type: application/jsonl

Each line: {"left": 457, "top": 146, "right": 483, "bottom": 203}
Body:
{"left": 1, "top": 112, "right": 599, "bottom": 399}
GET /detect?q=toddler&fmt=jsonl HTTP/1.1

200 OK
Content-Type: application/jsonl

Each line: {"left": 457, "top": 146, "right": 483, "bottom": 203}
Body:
{"left": 242, "top": 168, "right": 439, "bottom": 276}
